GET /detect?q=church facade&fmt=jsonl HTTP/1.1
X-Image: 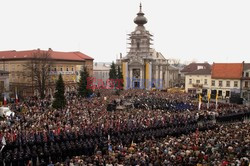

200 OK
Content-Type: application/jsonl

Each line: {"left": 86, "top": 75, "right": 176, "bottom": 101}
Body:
{"left": 117, "top": 4, "right": 179, "bottom": 90}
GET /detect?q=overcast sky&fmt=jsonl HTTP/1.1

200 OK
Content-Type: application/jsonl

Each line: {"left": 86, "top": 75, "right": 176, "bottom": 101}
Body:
{"left": 1, "top": 0, "right": 250, "bottom": 64}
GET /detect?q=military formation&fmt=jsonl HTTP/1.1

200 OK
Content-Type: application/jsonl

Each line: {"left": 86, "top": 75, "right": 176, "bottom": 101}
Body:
{"left": 0, "top": 90, "right": 249, "bottom": 165}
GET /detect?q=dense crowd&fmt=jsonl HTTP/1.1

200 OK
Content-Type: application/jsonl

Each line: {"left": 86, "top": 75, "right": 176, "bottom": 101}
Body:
{"left": 0, "top": 89, "right": 249, "bottom": 165}
{"left": 64, "top": 122, "right": 250, "bottom": 166}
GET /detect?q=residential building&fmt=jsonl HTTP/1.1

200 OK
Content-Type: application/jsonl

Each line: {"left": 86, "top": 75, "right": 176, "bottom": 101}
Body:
{"left": 181, "top": 62, "right": 211, "bottom": 76}
{"left": 0, "top": 49, "right": 94, "bottom": 97}
{"left": 211, "top": 63, "right": 243, "bottom": 99}
{"left": 242, "top": 62, "right": 250, "bottom": 101}
{"left": 183, "top": 63, "right": 211, "bottom": 94}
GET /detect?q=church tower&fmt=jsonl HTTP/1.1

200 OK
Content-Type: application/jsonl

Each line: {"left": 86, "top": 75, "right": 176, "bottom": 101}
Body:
{"left": 117, "top": 3, "right": 176, "bottom": 90}
{"left": 127, "top": 3, "right": 153, "bottom": 56}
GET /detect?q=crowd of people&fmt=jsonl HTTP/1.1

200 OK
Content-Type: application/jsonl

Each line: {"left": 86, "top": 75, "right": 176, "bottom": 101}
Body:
{"left": 64, "top": 122, "right": 250, "bottom": 166}
{"left": 0, "top": 89, "right": 249, "bottom": 165}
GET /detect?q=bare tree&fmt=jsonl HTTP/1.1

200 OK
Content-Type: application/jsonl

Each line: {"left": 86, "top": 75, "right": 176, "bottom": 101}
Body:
{"left": 170, "top": 59, "right": 181, "bottom": 67}
{"left": 25, "top": 50, "right": 53, "bottom": 99}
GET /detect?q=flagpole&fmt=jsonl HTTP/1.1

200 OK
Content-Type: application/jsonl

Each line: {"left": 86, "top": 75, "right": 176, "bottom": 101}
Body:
{"left": 215, "top": 91, "right": 218, "bottom": 111}
{"left": 1, "top": 135, "right": 6, "bottom": 153}
{"left": 198, "top": 94, "right": 202, "bottom": 110}
{"left": 0, "top": 145, "right": 5, "bottom": 153}
{"left": 207, "top": 92, "right": 210, "bottom": 109}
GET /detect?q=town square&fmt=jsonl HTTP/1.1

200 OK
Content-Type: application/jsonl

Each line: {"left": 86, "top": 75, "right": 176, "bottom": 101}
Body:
{"left": 0, "top": 1, "right": 249, "bottom": 165}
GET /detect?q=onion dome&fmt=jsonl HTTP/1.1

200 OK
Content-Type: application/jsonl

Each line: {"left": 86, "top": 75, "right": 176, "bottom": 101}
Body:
{"left": 134, "top": 3, "right": 147, "bottom": 26}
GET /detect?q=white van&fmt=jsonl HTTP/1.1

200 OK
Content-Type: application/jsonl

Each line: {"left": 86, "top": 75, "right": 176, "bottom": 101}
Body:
{"left": 0, "top": 107, "right": 15, "bottom": 117}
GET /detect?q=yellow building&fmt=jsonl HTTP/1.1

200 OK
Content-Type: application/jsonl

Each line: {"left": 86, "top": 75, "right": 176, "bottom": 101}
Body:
{"left": 0, "top": 70, "right": 9, "bottom": 96}
{"left": 0, "top": 48, "right": 93, "bottom": 98}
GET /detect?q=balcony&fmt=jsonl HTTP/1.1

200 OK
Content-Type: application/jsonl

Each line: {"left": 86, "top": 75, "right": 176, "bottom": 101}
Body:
{"left": 192, "top": 83, "right": 203, "bottom": 88}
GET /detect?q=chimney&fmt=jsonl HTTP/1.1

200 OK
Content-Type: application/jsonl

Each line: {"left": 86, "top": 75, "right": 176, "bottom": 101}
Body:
{"left": 95, "top": 62, "right": 97, "bottom": 66}
{"left": 103, "top": 63, "right": 105, "bottom": 66}
{"left": 120, "top": 53, "right": 122, "bottom": 59}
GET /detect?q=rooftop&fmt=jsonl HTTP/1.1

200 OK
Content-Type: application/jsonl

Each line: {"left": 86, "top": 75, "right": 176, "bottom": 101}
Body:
{"left": 211, "top": 63, "right": 243, "bottom": 79}
{"left": 186, "top": 68, "right": 211, "bottom": 75}
{"left": 181, "top": 62, "right": 211, "bottom": 73}
{"left": 0, "top": 49, "right": 94, "bottom": 61}
{"left": 93, "top": 62, "right": 111, "bottom": 71}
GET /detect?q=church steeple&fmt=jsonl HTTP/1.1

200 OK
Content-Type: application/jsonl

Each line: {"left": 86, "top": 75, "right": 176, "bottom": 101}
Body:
{"left": 134, "top": 3, "right": 148, "bottom": 26}
{"left": 127, "top": 3, "right": 152, "bottom": 54}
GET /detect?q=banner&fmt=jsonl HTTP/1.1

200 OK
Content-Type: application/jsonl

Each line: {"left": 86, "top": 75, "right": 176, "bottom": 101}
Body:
{"left": 198, "top": 94, "right": 202, "bottom": 110}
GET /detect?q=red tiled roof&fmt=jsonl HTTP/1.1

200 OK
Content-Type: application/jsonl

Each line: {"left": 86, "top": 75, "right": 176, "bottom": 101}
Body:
{"left": 0, "top": 49, "right": 94, "bottom": 61}
{"left": 73, "top": 51, "right": 94, "bottom": 60}
{"left": 211, "top": 63, "right": 243, "bottom": 79}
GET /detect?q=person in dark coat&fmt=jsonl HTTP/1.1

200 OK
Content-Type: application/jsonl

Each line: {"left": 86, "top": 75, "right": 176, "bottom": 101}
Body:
{"left": 31, "top": 145, "right": 38, "bottom": 166}
{"left": 5, "top": 150, "right": 12, "bottom": 166}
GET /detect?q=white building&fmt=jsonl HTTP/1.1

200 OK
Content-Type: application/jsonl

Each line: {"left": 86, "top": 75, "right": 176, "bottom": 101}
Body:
{"left": 185, "top": 69, "right": 211, "bottom": 94}
{"left": 93, "top": 62, "right": 111, "bottom": 87}
{"left": 211, "top": 63, "right": 243, "bottom": 99}
{"left": 116, "top": 4, "right": 179, "bottom": 90}
{"left": 182, "top": 63, "right": 211, "bottom": 94}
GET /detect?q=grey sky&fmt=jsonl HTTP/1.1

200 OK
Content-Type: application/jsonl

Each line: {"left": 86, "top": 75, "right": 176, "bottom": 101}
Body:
{"left": 1, "top": 0, "right": 250, "bottom": 64}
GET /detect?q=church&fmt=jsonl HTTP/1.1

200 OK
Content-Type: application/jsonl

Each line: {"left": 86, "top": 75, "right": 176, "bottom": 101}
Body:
{"left": 116, "top": 4, "right": 179, "bottom": 90}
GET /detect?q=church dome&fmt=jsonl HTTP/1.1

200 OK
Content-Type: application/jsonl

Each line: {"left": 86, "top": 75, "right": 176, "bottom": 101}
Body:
{"left": 134, "top": 3, "right": 147, "bottom": 26}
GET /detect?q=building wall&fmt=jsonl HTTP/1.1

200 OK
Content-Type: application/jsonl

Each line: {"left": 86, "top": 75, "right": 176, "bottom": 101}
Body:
{"left": 85, "top": 60, "right": 94, "bottom": 76}
{"left": 0, "top": 59, "right": 93, "bottom": 97}
{"left": 242, "top": 69, "right": 250, "bottom": 100}
{"left": 185, "top": 75, "right": 211, "bottom": 93}
{"left": 242, "top": 80, "right": 250, "bottom": 99}
{"left": 93, "top": 70, "right": 110, "bottom": 85}
{"left": 0, "top": 73, "right": 9, "bottom": 94}
{"left": 211, "top": 79, "right": 241, "bottom": 98}
{"left": 168, "top": 70, "right": 179, "bottom": 88}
